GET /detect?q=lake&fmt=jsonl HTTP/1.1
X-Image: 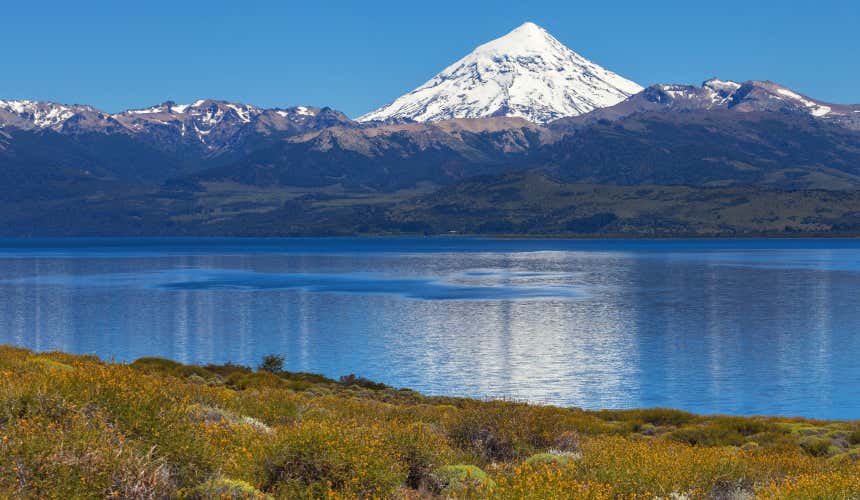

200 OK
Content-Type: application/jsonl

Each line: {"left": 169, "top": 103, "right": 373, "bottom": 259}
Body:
{"left": 0, "top": 237, "right": 858, "bottom": 419}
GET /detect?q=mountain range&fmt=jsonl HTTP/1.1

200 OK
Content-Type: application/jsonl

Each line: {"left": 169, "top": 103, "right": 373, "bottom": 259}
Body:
{"left": 1, "top": 22, "right": 859, "bottom": 237}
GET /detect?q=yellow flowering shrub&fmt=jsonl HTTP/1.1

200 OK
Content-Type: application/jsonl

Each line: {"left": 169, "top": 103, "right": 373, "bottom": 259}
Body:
{"left": 1, "top": 345, "right": 859, "bottom": 499}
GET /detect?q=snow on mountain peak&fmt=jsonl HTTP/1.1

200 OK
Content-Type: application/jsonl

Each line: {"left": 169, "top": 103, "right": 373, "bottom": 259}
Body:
{"left": 704, "top": 78, "right": 741, "bottom": 94}
{"left": 475, "top": 21, "right": 557, "bottom": 56}
{"left": 0, "top": 100, "right": 94, "bottom": 129}
{"left": 358, "top": 22, "right": 642, "bottom": 124}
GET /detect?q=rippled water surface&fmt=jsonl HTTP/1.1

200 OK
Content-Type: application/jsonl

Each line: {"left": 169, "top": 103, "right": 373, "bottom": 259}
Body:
{"left": 1, "top": 238, "right": 858, "bottom": 419}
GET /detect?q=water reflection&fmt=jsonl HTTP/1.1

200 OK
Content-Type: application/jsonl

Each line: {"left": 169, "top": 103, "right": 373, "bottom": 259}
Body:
{"left": 0, "top": 239, "right": 858, "bottom": 419}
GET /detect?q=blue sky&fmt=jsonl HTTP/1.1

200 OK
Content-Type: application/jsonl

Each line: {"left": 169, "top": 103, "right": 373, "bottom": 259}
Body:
{"left": 2, "top": 0, "right": 857, "bottom": 117}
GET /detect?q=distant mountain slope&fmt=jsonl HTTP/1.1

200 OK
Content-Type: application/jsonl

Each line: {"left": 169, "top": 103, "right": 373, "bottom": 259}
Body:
{"left": 11, "top": 170, "right": 860, "bottom": 237}
{"left": 543, "top": 110, "right": 860, "bottom": 190}
{"left": 113, "top": 101, "right": 354, "bottom": 157}
{"left": 358, "top": 22, "right": 642, "bottom": 124}
{"left": 0, "top": 99, "right": 357, "bottom": 197}
{"left": 181, "top": 117, "right": 552, "bottom": 190}
{"left": 385, "top": 171, "right": 860, "bottom": 236}
{"left": 182, "top": 106, "right": 860, "bottom": 192}
{"left": 0, "top": 129, "right": 182, "bottom": 201}
{"left": 551, "top": 80, "right": 860, "bottom": 131}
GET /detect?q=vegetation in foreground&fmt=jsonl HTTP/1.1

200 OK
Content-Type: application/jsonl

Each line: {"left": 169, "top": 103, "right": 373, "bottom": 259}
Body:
{"left": 1, "top": 346, "right": 859, "bottom": 499}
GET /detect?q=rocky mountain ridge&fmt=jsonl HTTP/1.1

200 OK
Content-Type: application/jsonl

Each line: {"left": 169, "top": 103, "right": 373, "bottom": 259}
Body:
{"left": 552, "top": 79, "right": 860, "bottom": 131}
{"left": 0, "top": 99, "right": 354, "bottom": 156}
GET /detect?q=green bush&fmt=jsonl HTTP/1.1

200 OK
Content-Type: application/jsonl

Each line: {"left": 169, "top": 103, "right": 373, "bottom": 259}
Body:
{"left": 258, "top": 355, "right": 284, "bottom": 375}
{"left": 668, "top": 425, "right": 745, "bottom": 447}
{"left": 1, "top": 393, "right": 72, "bottom": 423}
{"left": 25, "top": 357, "right": 73, "bottom": 372}
{"left": 524, "top": 451, "right": 578, "bottom": 466}
{"left": 392, "top": 422, "right": 461, "bottom": 490}
{"left": 600, "top": 407, "right": 696, "bottom": 427}
{"left": 281, "top": 371, "right": 336, "bottom": 384}
{"left": 800, "top": 436, "right": 833, "bottom": 457}
{"left": 430, "top": 464, "right": 494, "bottom": 494}
{"left": 339, "top": 373, "right": 390, "bottom": 390}
{"left": 447, "top": 413, "right": 517, "bottom": 462}
{"left": 262, "top": 422, "right": 404, "bottom": 498}
{"left": 225, "top": 371, "right": 285, "bottom": 390}
{"left": 130, "top": 357, "right": 213, "bottom": 379}
{"left": 184, "top": 478, "right": 271, "bottom": 499}
{"left": 202, "top": 362, "right": 252, "bottom": 377}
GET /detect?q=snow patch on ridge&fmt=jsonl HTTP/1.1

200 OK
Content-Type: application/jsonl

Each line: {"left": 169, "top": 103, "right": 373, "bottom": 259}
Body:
{"left": 127, "top": 105, "right": 165, "bottom": 115}
{"left": 704, "top": 79, "right": 742, "bottom": 92}
{"left": 775, "top": 88, "right": 831, "bottom": 116}
{"left": 0, "top": 100, "right": 81, "bottom": 128}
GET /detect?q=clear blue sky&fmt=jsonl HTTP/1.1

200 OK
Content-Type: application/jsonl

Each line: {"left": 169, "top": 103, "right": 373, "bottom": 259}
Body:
{"left": 2, "top": 0, "right": 857, "bottom": 117}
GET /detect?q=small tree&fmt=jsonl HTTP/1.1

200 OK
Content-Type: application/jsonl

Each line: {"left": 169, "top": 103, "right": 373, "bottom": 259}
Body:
{"left": 259, "top": 354, "right": 284, "bottom": 374}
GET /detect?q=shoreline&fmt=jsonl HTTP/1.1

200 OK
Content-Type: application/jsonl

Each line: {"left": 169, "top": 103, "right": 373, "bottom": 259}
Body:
{"left": 1, "top": 345, "right": 849, "bottom": 423}
{"left": 2, "top": 233, "right": 860, "bottom": 240}
{"left": 3, "top": 235, "right": 860, "bottom": 244}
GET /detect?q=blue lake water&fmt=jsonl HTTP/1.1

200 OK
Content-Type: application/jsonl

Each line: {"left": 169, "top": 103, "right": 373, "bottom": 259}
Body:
{"left": 0, "top": 237, "right": 858, "bottom": 419}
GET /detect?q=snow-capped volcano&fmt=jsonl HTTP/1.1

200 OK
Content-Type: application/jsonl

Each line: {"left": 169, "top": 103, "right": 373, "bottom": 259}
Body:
{"left": 358, "top": 22, "right": 642, "bottom": 124}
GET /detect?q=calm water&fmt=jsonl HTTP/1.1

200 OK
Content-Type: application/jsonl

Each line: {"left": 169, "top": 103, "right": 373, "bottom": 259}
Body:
{"left": 1, "top": 238, "right": 858, "bottom": 419}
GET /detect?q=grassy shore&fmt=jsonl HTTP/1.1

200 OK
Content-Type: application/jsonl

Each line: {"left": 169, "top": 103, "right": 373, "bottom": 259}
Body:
{"left": 1, "top": 346, "right": 858, "bottom": 499}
